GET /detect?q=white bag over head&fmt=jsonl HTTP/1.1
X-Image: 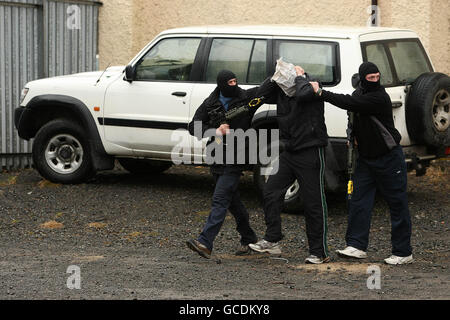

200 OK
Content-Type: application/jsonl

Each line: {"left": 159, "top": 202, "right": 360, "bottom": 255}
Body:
{"left": 271, "top": 57, "right": 297, "bottom": 97}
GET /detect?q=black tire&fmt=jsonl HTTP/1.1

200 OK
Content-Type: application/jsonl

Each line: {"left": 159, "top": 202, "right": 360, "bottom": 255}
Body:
{"left": 406, "top": 72, "right": 450, "bottom": 147}
{"left": 32, "top": 119, "right": 95, "bottom": 184}
{"left": 118, "top": 158, "right": 172, "bottom": 175}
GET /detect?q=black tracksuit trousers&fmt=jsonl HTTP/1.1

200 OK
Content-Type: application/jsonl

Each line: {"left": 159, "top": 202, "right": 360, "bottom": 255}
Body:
{"left": 346, "top": 145, "right": 412, "bottom": 256}
{"left": 262, "top": 146, "right": 329, "bottom": 258}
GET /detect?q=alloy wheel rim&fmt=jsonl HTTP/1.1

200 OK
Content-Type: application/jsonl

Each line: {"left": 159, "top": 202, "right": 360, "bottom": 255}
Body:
{"left": 44, "top": 134, "right": 83, "bottom": 174}
{"left": 432, "top": 89, "right": 450, "bottom": 132}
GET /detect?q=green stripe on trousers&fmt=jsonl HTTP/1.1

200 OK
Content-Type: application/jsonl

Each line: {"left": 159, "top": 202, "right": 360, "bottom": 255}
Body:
{"left": 318, "top": 147, "right": 329, "bottom": 257}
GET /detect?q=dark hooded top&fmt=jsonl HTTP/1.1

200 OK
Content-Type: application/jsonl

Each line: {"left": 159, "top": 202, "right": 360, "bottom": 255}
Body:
{"left": 320, "top": 62, "right": 401, "bottom": 159}
{"left": 188, "top": 70, "right": 262, "bottom": 173}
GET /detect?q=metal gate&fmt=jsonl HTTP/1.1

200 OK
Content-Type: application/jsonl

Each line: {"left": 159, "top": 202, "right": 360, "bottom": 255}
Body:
{"left": 0, "top": 0, "right": 101, "bottom": 170}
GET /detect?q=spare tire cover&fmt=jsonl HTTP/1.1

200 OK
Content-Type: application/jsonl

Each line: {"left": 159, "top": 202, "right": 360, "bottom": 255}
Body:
{"left": 405, "top": 72, "right": 450, "bottom": 147}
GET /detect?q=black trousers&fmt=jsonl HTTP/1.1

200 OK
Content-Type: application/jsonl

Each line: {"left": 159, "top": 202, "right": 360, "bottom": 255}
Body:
{"left": 198, "top": 168, "right": 257, "bottom": 251}
{"left": 262, "top": 147, "right": 329, "bottom": 258}
{"left": 346, "top": 145, "right": 412, "bottom": 256}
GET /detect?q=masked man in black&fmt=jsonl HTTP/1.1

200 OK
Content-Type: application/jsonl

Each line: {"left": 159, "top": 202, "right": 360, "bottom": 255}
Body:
{"left": 249, "top": 66, "right": 331, "bottom": 264}
{"left": 310, "top": 62, "right": 413, "bottom": 265}
{"left": 186, "top": 70, "right": 263, "bottom": 259}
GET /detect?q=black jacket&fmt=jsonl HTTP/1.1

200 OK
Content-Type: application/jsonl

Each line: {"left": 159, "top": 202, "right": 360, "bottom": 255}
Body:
{"left": 321, "top": 85, "right": 401, "bottom": 159}
{"left": 256, "top": 74, "right": 328, "bottom": 152}
{"left": 188, "top": 85, "right": 262, "bottom": 173}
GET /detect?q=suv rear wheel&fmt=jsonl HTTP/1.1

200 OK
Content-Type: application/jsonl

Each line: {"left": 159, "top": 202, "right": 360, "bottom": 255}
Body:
{"left": 253, "top": 144, "right": 303, "bottom": 213}
{"left": 32, "top": 119, "right": 95, "bottom": 183}
{"left": 118, "top": 158, "right": 172, "bottom": 175}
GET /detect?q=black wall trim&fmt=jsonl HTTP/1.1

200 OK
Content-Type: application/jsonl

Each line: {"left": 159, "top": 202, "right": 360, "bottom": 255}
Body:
{"left": 98, "top": 117, "right": 188, "bottom": 130}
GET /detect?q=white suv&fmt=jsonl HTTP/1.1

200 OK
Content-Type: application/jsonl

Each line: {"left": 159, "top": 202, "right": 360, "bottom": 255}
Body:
{"left": 15, "top": 25, "right": 449, "bottom": 208}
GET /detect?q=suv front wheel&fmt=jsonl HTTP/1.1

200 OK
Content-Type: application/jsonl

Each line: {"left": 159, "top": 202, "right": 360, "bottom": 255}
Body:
{"left": 32, "top": 119, "right": 95, "bottom": 184}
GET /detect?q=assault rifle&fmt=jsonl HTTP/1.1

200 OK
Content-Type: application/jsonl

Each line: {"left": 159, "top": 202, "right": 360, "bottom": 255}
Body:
{"left": 347, "top": 111, "right": 357, "bottom": 200}
{"left": 347, "top": 73, "right": 360, "bottom": 200}
{"left": 208, "top": 97, "right": 265, "bottom": 144}
{"left": 208, "top": 96, "right": 265, "bottom": 128}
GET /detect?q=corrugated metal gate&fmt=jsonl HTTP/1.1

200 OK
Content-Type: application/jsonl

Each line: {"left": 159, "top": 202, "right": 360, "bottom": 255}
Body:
{"left": 0, "top": 0, "right": 101, "bottom": 170}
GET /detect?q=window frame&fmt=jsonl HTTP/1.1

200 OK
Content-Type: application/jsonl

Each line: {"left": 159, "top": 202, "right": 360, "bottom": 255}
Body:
{"left": 133, "top": 36, "right": 205, "bottom": 83}
{"left": 273, "top": 39, "right": 341, "bottom": 87}
{"left": 360, "top": 38, "right": 433, "bottom": 88}
{"left": 360, "top": 41, "right": 396, "bottom": 87}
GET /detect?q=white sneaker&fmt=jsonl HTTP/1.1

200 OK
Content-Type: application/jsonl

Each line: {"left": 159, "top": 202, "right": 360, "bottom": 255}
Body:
{"left": 384, "top": 255, "right": 413, "bottom": 265}
{"left": 305, "top": 255, "right": 331, "bottom": 264}
{"left": 249, "top": 239, "right": 281, "bottom": 254}
{"left": 336, "top": 246, "right": 367, "bottom": 259}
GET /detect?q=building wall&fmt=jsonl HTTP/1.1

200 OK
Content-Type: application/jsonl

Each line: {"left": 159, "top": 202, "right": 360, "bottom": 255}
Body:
{"left": 98, "top": 0, "right": 133, "bottom": 68}
{"left": 379, "top": 0, "right": 449, "bottom": 74}
{"left": 98, "top": 0, "right": 449, "bottom": 74}
{"left": 429, "top": 0, "right": 450, "bottom": 73}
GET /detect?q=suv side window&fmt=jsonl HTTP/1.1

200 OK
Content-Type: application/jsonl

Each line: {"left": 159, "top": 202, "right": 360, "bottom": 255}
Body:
{"left": 364, "top": 43, "right": 394, "bottom": 86}
{"left": 205, "top": 38, "right": 267, "bottom": 84}
{"left": 387, "top": 41, "right": 431, "bottom": 83}
{"left": 361, "top": 39, "right": 432, "bottom": 86}
{"left": 275, "top": 40, "right": 339, "bottom": 85}
{"left": 135, "top": 37, "right": 201, "bottom": 81}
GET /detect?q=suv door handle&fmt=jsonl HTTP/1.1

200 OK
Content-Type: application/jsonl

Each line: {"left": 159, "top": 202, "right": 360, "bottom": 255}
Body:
{"left": 172, "top": 91, "right": 187, "bottom": 97}
{"left": 392, "top": 101, "right": 403, "bottom": 108}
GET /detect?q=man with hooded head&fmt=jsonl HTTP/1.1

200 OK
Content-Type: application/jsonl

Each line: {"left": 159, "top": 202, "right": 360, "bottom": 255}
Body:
{"left": 186, "top": 70, "right": 263, "bottom": 259}
{"left": 310, "top": 61, "right": 413, "bottom": 265}
{"left": 248, "top": 66, "right": 330, "bottom": 265}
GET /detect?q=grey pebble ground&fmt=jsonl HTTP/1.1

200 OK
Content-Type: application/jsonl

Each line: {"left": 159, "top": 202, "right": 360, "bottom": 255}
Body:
{"left": 0, "top": 160, "right": 448, "bottom": 299}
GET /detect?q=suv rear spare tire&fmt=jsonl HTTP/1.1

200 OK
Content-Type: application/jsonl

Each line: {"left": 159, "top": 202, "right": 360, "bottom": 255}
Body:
{"left": 406, "top": 72, "right": 450, "bottom": 147}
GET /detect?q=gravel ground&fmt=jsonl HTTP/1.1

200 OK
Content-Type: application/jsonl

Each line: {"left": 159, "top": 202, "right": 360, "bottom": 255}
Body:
{"left": 0, "top": 159, "right": 448, "bottom": 300}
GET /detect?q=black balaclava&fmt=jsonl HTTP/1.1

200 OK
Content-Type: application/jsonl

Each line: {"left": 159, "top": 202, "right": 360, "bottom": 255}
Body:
{"left": 217, "top": 70, "right": 238, "bottom": 97}
{"left": 359, "top": 62, "right": 381, "bottom": 92}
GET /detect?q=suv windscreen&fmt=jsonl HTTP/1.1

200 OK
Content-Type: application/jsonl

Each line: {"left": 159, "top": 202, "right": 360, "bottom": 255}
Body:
{"left": 274, "top": 40, "right": 339, "bottom": 85}
{"left": 362, "top": 39, "right": 432, "bottom": 86}
{"left": 205, "top": 38, "right": 267, "bottom": 84}
{"left": 135, "top": 37, "right": 201, "bottom": 81}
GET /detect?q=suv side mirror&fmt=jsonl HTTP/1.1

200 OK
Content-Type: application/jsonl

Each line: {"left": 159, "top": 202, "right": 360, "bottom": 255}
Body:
{"left": 124, "top": 65, "right": 136, "bottom": 83}
{"left": 351, "top": 73, "right": 360, "bottom": 89}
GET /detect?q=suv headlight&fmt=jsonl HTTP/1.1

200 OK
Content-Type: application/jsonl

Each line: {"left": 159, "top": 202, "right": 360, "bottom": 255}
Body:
{"left": 20, "top": 87, "right": 29, "bottom": 105}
